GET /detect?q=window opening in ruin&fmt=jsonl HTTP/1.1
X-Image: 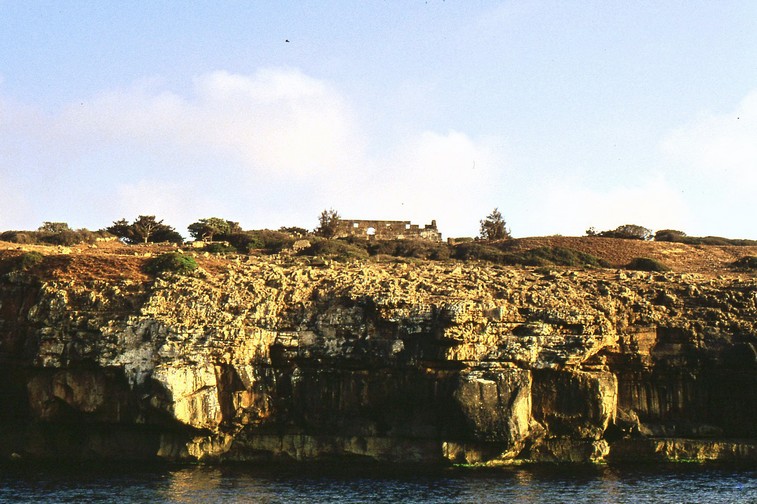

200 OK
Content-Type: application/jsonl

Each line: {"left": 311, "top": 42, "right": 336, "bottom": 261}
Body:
{"left": 353, "top": 222, "right": 359, "bottom": 228}
{"left": 367, "top": 227, "right": 376, "bottom": 236}
{"left": 405, "top": 224, "right": 411, "bottom": 229}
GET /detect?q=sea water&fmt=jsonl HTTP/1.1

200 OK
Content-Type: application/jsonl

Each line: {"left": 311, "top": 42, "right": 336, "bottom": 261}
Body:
{"left": 1, "top": 463, "right": 755, "bottom": 503}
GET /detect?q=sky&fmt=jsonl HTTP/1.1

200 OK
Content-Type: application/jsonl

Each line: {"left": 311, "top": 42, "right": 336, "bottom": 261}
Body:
{"left": 1, "top": 1, "right": 757, "bottom": 239}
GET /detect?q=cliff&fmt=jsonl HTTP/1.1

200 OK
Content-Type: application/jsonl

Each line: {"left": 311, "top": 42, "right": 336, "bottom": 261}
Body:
{"left": 1, "top": 241, "right": 756, "bottom": 464}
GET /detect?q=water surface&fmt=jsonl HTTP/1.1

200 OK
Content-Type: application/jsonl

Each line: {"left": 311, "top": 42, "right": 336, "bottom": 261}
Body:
{"left": 1, "top": 462, "right": 755, "bottom": 503}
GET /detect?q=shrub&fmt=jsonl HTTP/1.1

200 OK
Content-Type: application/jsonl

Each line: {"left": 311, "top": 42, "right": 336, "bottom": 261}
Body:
{"left": 224, "top": 230, "right": 294, "bottom": 253}
{"left": 732, "top": 256, "right": 757, "bottom": 270}
{"left": 145, "top": 252, "right": 198, "bottom": 275}
{"left": 204, "top": 242, "right": 237, "bottom": 254}
{"left": 510, "top": 247, "right": 608, "bottom": 268}
{"left": 38, "top": 229, "right": 82, "bottom": 246}
{"left": 651, "top": 231, "right": 757, "bottom": 247}
{"left": 279, "top": 226, "right": 309, "bottom": 238}
{"left": 597, "top": 224, "right": 653, "bottom": 240}
{"left": 655, "top": 229, "right": 687, "bottom": 242}
{"left": 627, "top": 257, "right": 670, "bottom": 272}
{"left": 453, "top": 242, "right": 509, "bottom": 263}
{"left": 225, "top": 232, "right": 263, "bottom": 252}
{"left": 368, "top": 239, "right": 451, "bottom": 260}
{"left": 0, "top": 231, "right": 36, "bottom": 244}
{"left": 250, "top": 230, "right": 296, "bottom": 252}
{"left": 18, "top": 251, "right": 44, "bottom": 271}
{"left": 300, "top": 239, "right": 369, "bottom": 261}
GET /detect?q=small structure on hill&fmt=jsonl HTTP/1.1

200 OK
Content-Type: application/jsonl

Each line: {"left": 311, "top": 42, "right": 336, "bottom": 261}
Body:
{"left": 334, "top": 219, "right": 442, "bottom": 242}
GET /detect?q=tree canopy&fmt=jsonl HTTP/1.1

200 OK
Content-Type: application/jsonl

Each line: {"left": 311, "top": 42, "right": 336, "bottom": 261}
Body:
{"left": 479, "top": 208, "right": 511, "bottom": 241}
{"left": 316, "top": 209, "right": 341, "bottom": 239}
{"left": 187, "top": 217, "right": 241, "bottom": 242}
{"left": 38, "top": 222, "right": 71, "bottom": 233}
{"left": 107, "top": 215, "right": 183, "bottom": 244}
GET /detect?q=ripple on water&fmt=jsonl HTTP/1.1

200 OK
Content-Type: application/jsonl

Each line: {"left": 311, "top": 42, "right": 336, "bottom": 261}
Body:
{"left": 0, "top": 463, "right": 755, "bottom": 503}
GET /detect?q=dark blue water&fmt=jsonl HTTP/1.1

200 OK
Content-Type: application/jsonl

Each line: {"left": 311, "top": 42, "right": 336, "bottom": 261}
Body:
{"left": 1, "top": 463, "right": 755, "bottom": 503}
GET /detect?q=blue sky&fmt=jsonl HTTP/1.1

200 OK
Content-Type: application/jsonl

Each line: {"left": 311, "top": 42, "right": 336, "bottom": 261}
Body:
{"left": 2, "top": 1, "right": 756, "bottom": 239}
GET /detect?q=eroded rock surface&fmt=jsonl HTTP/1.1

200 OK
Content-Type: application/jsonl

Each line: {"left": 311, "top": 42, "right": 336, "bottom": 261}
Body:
{"left": 1, "top": 255, "right": 756, "bottom": 464}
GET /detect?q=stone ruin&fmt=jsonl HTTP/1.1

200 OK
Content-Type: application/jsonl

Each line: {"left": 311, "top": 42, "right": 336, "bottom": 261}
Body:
{"left": 334, "top": 219, "right": 442, "bottom": 242}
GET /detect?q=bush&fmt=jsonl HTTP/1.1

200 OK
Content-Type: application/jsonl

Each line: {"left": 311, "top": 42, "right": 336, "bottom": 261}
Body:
{"left": 368, "top": 239, "right": 452, "bottom": 260}
{"left": 250, "top": 230, "right": 296, "bottom": 252}
{"left": 145, "top": 252, "right": 198, "bottom": 275}
{"left": 225, "top": 232, "right": 263, "bottom": 252}
{"left": 732, "top": 256, "right": 757, "bottom": 270}
{"left": 453, "top": 243, "right": 607, "bottom": 268}
{"left": 453, "top": 242, "right": 509, "bottom": 263}
{"left": 204, "top": 242, "right": 238, "bottom": 254}
{"left": 18, "top": 251, "right": 44, "bottom": 271}
{"left": 655, "top": 229, "right": 687, "bottom": 242}
{"left": 224, "top": 230, "right": 294, "bottom": 253}
{"left": 300, "top": 239, "right": 369, "bottom": 261}
{"left": 510, "top": 247, "right": 608, "bottom": 268}
{"left": 0, "top": 231, "right": 36, "bottom": 244}
{"left": 652, "top": 231, "right": 757, "bottom": 247}
{"left": 596, "top": 224, "right": 653, "bottom": 240}
{"left": 1, "top": 228, "right": 111, "bottom": 246}
{"left": 627, "top": 257, "right": 670, "bottom": 272}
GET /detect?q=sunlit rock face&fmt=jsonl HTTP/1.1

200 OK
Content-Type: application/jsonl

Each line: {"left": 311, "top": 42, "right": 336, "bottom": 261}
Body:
{"left": 1, "top": 257, "right": 756, "bottom": 464}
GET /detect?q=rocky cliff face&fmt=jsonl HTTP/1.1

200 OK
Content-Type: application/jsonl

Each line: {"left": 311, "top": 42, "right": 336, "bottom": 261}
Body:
{"left": 1, "top": 253, "right": 756, "bottom": 464}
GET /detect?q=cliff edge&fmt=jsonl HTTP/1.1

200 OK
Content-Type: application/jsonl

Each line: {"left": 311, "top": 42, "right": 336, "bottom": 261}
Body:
{"left": 1, "top": 239, "right": 756, "bottom": 464}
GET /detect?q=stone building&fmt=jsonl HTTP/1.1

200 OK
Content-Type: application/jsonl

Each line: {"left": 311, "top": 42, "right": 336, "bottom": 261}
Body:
{"left": 334, "top": 219, "right": 442, "bottom": 242}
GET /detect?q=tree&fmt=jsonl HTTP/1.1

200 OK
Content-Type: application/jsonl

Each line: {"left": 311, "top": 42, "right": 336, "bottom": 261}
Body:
{"left": 316, "top": 208, "right": 341, "bottom": 239}
{"left": 597, "top": 224, "right": 653, "bottom": 241}
{"left": 107, "top": 215, "right": 183, "bottom": 244}
{"left": 479, "top": 208, "right": 510, "bottom": 241}
{"left": 38, "top": 222, "right": 71, "bottom": 233}
{"left": 188, "top": 217, "right": 241, "bottom": 242}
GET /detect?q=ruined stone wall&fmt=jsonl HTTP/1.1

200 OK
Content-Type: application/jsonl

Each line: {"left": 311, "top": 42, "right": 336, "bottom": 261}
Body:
{"left": 335, "top": 219, "right": 442, "bottom": 242}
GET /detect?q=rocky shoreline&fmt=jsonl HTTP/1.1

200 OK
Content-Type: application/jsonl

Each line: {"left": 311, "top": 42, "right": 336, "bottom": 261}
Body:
{"left": 1, "top": 249, "right": 756, "bottom": 465}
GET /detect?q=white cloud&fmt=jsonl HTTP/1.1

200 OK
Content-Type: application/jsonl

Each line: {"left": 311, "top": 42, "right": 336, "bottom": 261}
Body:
{"left": 0, "top": 69, "right": 507, "bottom": 237}
{"left": 336, "top": 130, "right": 505, "bottom": 238}
{"left": 516, "top": 176, "right": 689, "bottom": 237}
{"left": 49, "top": 69, "right": 361, "bottom": 180}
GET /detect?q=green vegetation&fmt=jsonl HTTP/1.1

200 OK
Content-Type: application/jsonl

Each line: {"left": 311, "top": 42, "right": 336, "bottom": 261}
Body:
{"left": 627, "top": 257, "right": 671, "bottom": 272}
{"left": 279, "top": 226, "right": 309, "bottom": 237}
{"left": 732, "top": 256, "right": 757, "bottom": 270}
{"left": 512, "top": 247, "right": 608, "bottom": 267}
{"left": 18, "top": 251, "right": 44, "bottom": 271}
{"left": 453, "top": 242, "right": 509, "bottom": 263}
{"left": 453, "top": 243, "right": 606, "bottom": 268}
{"left": 366, "top": 239, "right": 452, "bottom": 260}
{"left": 300, "top": 238, "right": 369, "bottom": 261}
{"left": 479, "top": 208, "right": 511, "bottom": 241}
{"left": 654, "top": 229, "right": 757, "bottom": 246}
{"left": 225, "top": 229, "right": 295, "bottom": 254}
{"left": 187, "top": 217, "right": 242, "bottom": 242}
{"left": 0, "top": 223, "right": 111, "bottom": 246}
{"left": 107, "top": 216, "right": 183, "bottom": 244}
{"left": 316, "top": 208, "right": 340, "bottom": 239}
{"left": 204, "top": 242, "right": 238, "bottom": 254}
{"left": 588, "top": 224, "right": 653, "bottom": 240}
{"left": 144, "top": 252, "right": 198, "bottom": 275}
